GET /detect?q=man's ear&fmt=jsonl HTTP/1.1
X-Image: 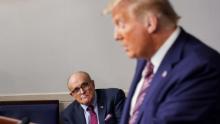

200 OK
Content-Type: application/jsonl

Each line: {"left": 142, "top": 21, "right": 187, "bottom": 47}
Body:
{"left": 144, "top": 14, "right": 158, "bottom": 34}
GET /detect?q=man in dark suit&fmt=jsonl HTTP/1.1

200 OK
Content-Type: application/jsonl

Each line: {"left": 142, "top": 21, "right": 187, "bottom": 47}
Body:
{"left": 61, "top": 71, "right": 126, "bottom": 124}
{"left": 103, "top": 0, "right": 220, "bottom": 124}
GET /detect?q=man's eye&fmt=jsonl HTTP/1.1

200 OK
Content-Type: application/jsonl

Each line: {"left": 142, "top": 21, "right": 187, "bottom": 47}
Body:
{"left": 81, "top": 82, "right": 88, "bottom": 87}
{"left": 73, "top": 87, "right": 80, "bottom": 92}
{"left": 118, "top": 21, "right": 125, "bottom": 29}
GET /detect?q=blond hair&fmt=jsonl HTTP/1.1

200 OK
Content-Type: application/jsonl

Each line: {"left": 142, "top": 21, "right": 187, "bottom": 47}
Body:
{"left": 103, "top": 0, "right": 180, "bottom": 28}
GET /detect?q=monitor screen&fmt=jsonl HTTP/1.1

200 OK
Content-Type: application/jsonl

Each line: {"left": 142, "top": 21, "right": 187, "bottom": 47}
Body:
{"left": 0, "top": 100, "right": 59, "bottom": 124}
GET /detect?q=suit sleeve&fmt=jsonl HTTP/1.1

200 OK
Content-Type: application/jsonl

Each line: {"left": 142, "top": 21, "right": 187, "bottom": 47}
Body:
{"left": 154, "top": 63, "right": 220, "bottom": 124}
{"left": 114, "top": 89, "right": 126, "bottom": 124}
{"left": 61, "top": 112, "right": 71, "bottom": 124}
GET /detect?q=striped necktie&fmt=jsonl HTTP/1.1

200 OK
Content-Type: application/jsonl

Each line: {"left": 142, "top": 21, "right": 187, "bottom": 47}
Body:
{"left": 87, "top": 105, "right": 98, "bottom": 124}
{"left": 129, "top": 62, "right": 154, "bottom": 124}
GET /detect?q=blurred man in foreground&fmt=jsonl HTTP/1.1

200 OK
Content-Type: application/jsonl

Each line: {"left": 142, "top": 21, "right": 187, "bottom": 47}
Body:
{"left": 103, "top": 0, "right": 220, "bottom": 123}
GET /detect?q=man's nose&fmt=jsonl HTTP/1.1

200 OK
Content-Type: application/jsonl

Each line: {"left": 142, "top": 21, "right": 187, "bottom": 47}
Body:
{"left": 114, "top": 29, "right": 123, "bottom": 41}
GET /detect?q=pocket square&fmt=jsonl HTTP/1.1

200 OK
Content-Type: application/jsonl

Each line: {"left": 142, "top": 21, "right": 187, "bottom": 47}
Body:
{"left": 104, "top": 114, "right": 112, "bottom": 121}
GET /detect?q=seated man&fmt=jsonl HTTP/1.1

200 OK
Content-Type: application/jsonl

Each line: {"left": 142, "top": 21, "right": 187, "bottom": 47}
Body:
{"left": 61, "top": 71, "right": 126, "bottom": 124}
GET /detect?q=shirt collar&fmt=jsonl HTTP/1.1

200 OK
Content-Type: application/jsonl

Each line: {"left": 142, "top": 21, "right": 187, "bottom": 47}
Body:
{"left": 151, "top": 27, "right": 181, "bottom": 73}
{"left": 80, "top": 91, "right": 97, "bottom": 111}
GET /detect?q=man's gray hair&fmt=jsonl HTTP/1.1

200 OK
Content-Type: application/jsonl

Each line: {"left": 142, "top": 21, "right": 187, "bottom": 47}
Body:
{"left": 67, "top": 71, "right": 92, "bottom": 87}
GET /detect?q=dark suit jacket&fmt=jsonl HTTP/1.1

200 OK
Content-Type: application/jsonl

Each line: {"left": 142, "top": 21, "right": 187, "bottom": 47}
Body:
{"left": 62, "top": 88, "right": 126, "bottom": 124}
{"left": 120, "top": 28, "right": 220, "bottom": 124}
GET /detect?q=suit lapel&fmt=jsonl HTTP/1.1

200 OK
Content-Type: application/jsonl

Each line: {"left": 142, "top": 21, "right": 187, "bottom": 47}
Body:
{"left": 120, "top": 59, "right": 146, "bottom": 124}
{"left": 96, "top": 90, "right": 106, "bottom": 124}
{"left": 129, "top": 59, "right": 147, "bottom": 98}
{"left": 127, "top": 60, "right": 146, "bottom": 106}
{"left": 73, "top": 103, "right": 87, "bottom": 124}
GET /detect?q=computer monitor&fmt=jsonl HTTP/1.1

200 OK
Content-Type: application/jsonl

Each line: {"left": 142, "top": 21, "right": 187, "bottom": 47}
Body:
{"left": 0, "top": 100, "right": 59, "bottom": 124}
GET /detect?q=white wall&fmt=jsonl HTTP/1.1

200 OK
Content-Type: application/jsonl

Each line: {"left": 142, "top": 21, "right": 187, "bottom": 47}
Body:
{"left": 172, "top": 0, "right": 220, "bottom": 50}
{"left": 0, "top": 0, "right": 219, "bottom": 95}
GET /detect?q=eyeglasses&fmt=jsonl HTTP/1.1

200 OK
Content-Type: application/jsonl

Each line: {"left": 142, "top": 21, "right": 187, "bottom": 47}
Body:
{"left": 70, "top": 81, "right": 91, "bottom": 95}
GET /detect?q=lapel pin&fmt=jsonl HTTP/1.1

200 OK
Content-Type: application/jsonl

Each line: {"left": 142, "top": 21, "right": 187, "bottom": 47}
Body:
{"left": 162, "top": 71, "right": 167, "bottom": 78}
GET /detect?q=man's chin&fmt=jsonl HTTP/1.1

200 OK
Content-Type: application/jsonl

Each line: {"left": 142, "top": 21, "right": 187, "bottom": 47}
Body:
{"left": 81, "top": 99, "right": 92, "bottom": 105}
{"left": 127, "top": 53, "right": 136, "bottom": 59}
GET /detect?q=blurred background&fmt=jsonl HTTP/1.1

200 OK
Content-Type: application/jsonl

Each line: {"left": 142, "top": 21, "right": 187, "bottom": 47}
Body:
{"left": 0, "top": 0, "right": 219, "bottom": 95}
